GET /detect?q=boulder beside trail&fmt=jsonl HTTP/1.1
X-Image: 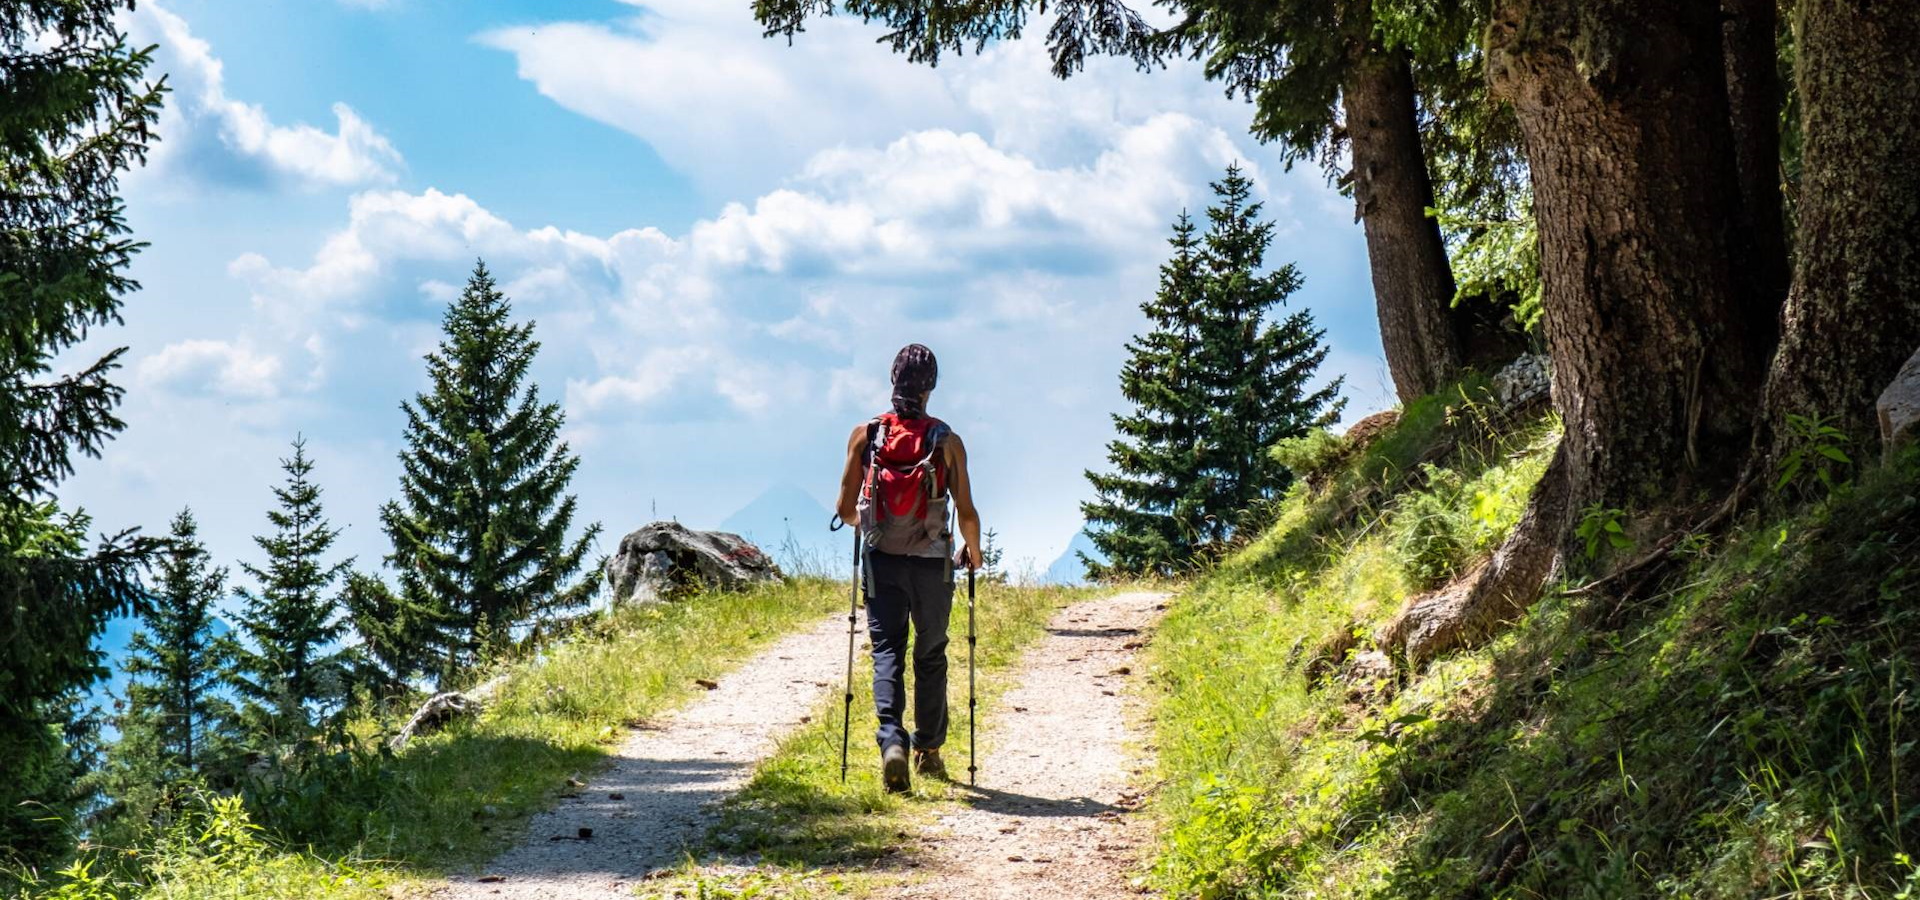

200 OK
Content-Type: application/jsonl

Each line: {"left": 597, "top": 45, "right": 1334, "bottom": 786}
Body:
{"left": 1879, "top": 346, "right": 1920, "bottom": 458}
{"left": 1344, "top": 409, "right": 1402, "bottom": 452}
{"left": 604, "top": 521, "right": 783, "bottom": 606}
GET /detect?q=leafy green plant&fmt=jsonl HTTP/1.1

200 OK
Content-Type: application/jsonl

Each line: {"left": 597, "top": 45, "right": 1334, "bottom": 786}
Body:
{"left": 1391, "top": 465, "right": 1475, "bottom": 586}
{"left": 1775, "top": 412, "right": 1854, "bottom": 495}
{"left": 1576, "top": 503, "right": 1632, "bottom": 559}
{"left": 1433, "top": 198, "right": 1543, "bottom": 332}
{"left": 1270, "top": 429, "right": 1348, "bottom": 482}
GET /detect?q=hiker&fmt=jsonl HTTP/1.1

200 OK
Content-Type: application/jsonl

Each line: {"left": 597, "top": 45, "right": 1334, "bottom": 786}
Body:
{"left": 835, "top": 343, "right": 983, "bottom": 792}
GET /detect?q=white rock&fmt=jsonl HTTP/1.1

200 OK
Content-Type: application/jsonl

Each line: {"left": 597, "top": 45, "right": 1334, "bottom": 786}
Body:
{"left": 1491, "top": 353, "right": 1551, "bottom": 411}
{"left": 1879, "top": 346, "right": 1920, "bottom": 458}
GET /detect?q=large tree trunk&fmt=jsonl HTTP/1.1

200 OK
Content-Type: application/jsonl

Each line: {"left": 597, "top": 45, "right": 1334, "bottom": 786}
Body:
{"left": 1722, "top": 0, "right": 1791, "bottom": 331}
{"left": 1384, "top": 0, "right": 1771, "bottom": 665}
{"left": 1344, "top": 46, "right": 1465, "bottom": 404}
{"left": 1489, "top": 0, "right": 1768, "bottom": 512}
{"left": 1760, "top": 0, "right": 1920, "bottom": 453}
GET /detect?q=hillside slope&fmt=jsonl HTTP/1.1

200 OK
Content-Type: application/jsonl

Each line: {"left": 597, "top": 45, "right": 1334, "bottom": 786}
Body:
{"left": 1147, "top": 386, "right": 1920, "bottom": 898}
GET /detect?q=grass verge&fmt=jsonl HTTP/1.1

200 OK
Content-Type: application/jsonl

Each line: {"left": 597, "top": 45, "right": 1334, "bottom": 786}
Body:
{"left": 1148, "top": 384, "right": 1920, "bottom": 898}
{"left": 636, "top": 579, "right": 1105, "bottom": 899}
{"left": 12, "top": 578, "right": 848, "bottom": 899}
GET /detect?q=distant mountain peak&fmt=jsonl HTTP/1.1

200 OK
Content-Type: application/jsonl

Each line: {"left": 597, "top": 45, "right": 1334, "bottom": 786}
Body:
{"left": 719, "top": 483, "right": 846, "bottom": 576}
{"left": 1043, "top": 528, "right": 1103, "bottom": 585}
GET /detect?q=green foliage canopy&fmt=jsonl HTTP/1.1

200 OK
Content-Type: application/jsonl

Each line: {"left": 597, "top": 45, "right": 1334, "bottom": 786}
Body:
{"left": 1, "top": 0, "right": 164, "bottom": 868}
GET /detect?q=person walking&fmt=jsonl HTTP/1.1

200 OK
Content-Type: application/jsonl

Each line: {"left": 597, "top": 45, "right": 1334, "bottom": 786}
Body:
{"left": 835, "top": 343, "right": 983, "bottom": 793}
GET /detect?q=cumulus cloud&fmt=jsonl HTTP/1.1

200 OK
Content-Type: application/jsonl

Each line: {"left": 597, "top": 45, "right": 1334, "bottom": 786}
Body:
{"left": 478, "top": 0, "right": 1268, "bottom": 201}
{"left": 223, "top": 102, "right": 1270, "bottom": 430}
{"left": 136, "top": 339, "right": 285, "bottom": 399}
{"left": 478, "top": 1, "right": 968, "bottom": 193}
{"left": 128, "top": 1, "right": 404, "bottom": 188}
{"left": 101, "top": 0, "right": 1371, "bottom": 570}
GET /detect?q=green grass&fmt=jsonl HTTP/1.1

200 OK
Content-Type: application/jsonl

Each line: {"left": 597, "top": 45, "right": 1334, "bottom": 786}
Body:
{"left": 1147, "top": 387, "right": 1920, "bottom": 899}
{"left": 9, "top": 794, "right": 394, "bottom": 900}
{"left": 14, "top": 578, "right": 849, "bottom": 899}
{"left": 637, "top": 579, "right": 1106, "bottom": 898}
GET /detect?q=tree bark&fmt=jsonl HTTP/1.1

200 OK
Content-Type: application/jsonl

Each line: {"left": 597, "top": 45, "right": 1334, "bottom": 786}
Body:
{"left": 1488, "top": 0, "right": 1768, "bottom": 512}
{"left": 1383, "top": 0, "right": 1773, "bottom": 665}
{"left": 1760, "top": 0, "right": 1920, "bottom": 453}
{"left": 1722, "top": 0, "right": 1791, "bottom": 334}
{"left": 1344, "top": 45, "right": 1466, "bottom": 404}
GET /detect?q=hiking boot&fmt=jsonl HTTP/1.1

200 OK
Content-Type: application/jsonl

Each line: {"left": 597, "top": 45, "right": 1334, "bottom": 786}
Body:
{"left": 914, "top": 748, "right": 946, "bottom": 779}
{"left": 882, "top": 743, "right": 911, "bottom": 793}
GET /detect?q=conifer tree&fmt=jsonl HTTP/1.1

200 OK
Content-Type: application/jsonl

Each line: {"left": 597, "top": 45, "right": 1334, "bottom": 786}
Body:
{"left": 1, "top": 0, "right": 164, "bottom": 866}
{"left": 119, "top": 509, "right": 240, "bottom": 777}
{"left": 233, "top": 438, "right": 351, "bottom": 752}
{"left": 340, "top": 570, "right": 441, "bottom": 699}
{"left": 1083, "top": 212, "right": 1214, "bottom": 577}
{"left": 1084, "top": 167, "right": 1342, "bottom": 577}
{"left": 1193, "top": 166, "right": 1345, "bottom": 531}
{"left": 381, "top": 261, "right": 601, "bottom": 678}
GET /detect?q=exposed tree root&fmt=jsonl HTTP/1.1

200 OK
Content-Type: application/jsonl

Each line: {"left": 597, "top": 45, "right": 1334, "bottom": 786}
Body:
{"left": 1378, "top": 444, "right": 1572, "bottom": 668}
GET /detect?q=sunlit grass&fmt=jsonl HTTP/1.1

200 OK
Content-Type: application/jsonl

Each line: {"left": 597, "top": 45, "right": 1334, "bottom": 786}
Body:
{"left": 14, "top": 578, "right": 850, "bottom": 899}
{"left": 1146, "top": 389, "right": 1920, "bottom": 899}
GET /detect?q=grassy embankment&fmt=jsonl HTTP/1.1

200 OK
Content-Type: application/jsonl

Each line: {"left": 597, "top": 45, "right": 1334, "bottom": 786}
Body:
{"left": 637, "top": 578, "right": 1108, "bottom": 899}
{"left": 1150, "top": 381, "right": 1920, "bottom": 898}
{"left": 14, "top": 577, "right": 849, "bottom": 899}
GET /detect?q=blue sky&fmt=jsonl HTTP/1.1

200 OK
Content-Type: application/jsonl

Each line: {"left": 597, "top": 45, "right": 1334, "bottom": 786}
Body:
{"left": 60, "top": 0, "right": 1390, "bottom": 585}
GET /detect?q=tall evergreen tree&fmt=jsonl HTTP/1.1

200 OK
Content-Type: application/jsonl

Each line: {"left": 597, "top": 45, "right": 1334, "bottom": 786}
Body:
{"left": 1, "top": 0, "right": 164, "bottom": 867}
{"left": 233, "top": 438, "right": 351, "bottom": 752}
{"left": 119, "top": 509, "right": 240, "bottom": 777}
{"left": 1194, "top": 167, "right": 1346, "bottom": 528}
{"left": 1084, "top": 168, "right": 1342, "bottom": 577}
{"left": 381, "top": 261, "right": 601, "bottom": 678}
{"left": 1083, "top": 212, "right": 1213, "bottom": 577}
{"left": 340, "top": 570, "right": 442, "bottom": 699}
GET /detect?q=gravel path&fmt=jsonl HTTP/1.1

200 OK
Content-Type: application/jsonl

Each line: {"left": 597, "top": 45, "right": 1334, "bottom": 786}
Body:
{"left": 437, "top": 612, "right": 854, "bottom": 900}
{"left": 883, "top": 590, "right": 1168, "bottom": 900}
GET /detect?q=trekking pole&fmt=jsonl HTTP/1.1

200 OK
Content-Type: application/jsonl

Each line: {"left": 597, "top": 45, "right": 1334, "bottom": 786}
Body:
{"left": 836, "top": 522, "right": 860, "bottom": 784}
{"left": 967, "top": 566, "right": 977, "bottom": 786}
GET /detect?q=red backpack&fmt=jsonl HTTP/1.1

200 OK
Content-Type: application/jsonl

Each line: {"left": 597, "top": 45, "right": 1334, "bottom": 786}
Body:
{"left": 857, "top": 412, "right": 954, "bottom": 559}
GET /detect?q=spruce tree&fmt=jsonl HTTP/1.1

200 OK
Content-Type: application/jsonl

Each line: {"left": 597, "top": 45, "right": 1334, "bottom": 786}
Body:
{"left": 1083, "top": 167, "right": 1342, "bottom": 577}
{"left": 381, "top": 261, "right": 601, "bottom": 678}
{"left": 1, "top": 0, "right": 164, "bottom": 867}
{"left": 1082, "top": 212, "right": 1214, "bottom": 577}
{"left": 1193, "top": 166, "right": 1344, "bottom": 532}
{"left": 119, "top": 509, "right": 240, "bottom": 777}
{"left": 340, "top": 570, "right": 442, "bottom": 699}
{"left": 233, "top": 438, "right": 351, "bottom": 752}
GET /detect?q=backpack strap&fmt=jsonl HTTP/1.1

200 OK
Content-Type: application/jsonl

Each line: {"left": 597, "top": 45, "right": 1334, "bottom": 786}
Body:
{"left": 864, "top": 417, "right": 886, "bottom": 470}
{"left": 918, "top": 422, "right": 952, "bottom": 499}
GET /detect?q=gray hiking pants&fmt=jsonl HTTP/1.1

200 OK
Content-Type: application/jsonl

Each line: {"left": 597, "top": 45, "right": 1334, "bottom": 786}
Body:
{"left": 866, "top": 551, "right": 953, "bottom": 751}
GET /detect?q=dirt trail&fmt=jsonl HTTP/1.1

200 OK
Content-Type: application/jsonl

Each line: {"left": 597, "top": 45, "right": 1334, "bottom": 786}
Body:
{"left": 884, "top": 590, "right": 1168, "bottom": 900}
{"left": 437, "top": 613, "right": 853, "bottom": 900}
{"left": 437, "top": 590, "right": 1168, "bottom": 899}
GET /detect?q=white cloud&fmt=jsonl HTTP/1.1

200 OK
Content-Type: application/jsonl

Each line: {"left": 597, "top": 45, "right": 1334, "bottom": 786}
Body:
{"left": 478, "top": 1, "right": 1269, "bottom": 202}
{"left": 478, "top": 3, "right": 968, "bottom": 193}
{"left": 223, "top": 102, "right": 1261, "bottom": 429}
{"left": 85, "top": 0, "right": 1376, "bottom": 572}
{"left": 136, "top": 339, "right": 285, "bottom": 399}
{"left": 128, "top": 1, "right": 403, "bottom": 188}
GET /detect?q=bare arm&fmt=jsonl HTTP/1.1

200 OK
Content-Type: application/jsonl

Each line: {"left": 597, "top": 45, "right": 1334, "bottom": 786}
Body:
{"left": 944, "top": 433, "right": 983, "bottom": 569}
{"left": 834, "top": 424, "right": 866, "bottom": 525}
